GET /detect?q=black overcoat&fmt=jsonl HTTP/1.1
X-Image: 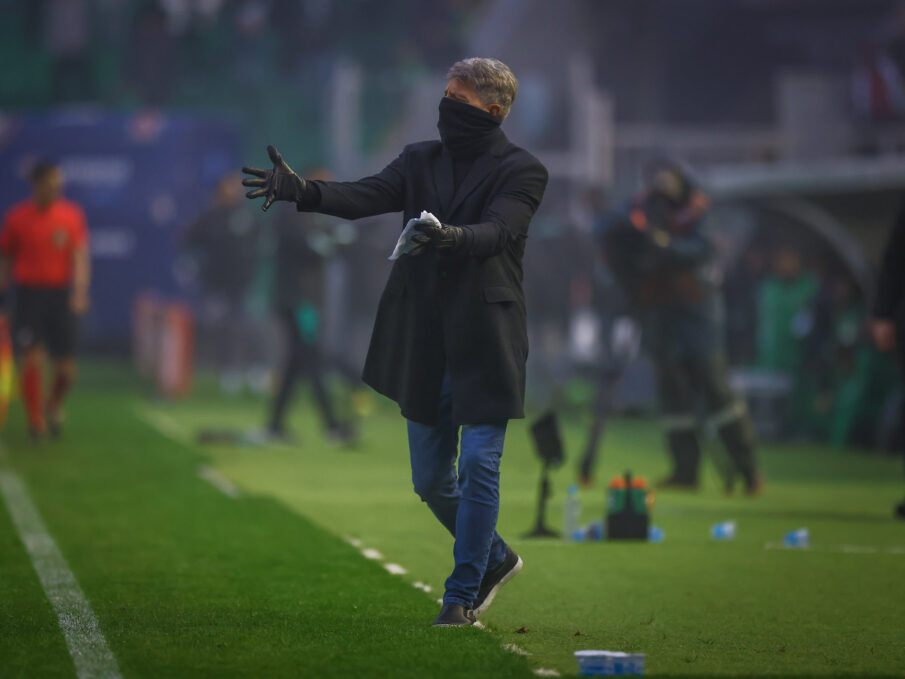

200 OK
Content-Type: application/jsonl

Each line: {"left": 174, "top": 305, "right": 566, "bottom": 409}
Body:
{"left": 306, "top": 131, "right": 548, "bottom": 425}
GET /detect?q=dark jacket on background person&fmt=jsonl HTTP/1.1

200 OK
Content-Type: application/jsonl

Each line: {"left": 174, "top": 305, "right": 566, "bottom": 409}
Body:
{"left": 184, "top": 206, "right": 260, "bottom": 297}
{"left": 602, "top": 192, "right": 720, "bottom": 359}
{"left": 272, "top": 210, "right": 326, "bottom": 313}
{"left": 304, "top": 132, "right": 548, "bottom": 426}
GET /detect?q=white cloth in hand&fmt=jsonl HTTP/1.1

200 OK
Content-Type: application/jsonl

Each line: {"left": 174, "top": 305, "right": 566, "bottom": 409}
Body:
{"left": 389, "top": 210, "right": 443, "bottom": 260}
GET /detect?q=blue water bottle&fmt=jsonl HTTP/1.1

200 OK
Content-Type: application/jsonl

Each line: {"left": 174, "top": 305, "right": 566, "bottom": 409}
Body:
{"left": 711, "top": 521, "right": 736, "bottom": 540}
{"left": 783, "top": 528, "right": 809, "bottom": 548}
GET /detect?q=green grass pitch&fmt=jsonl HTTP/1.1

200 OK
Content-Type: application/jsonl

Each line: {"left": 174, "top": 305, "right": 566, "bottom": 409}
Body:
{"left": 1, "top": 361, "right": 904, "bottom": 677}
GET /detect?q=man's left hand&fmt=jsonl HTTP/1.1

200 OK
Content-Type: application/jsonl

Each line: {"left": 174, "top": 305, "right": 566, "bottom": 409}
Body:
{"left": 412, "top": 220, "right": 466, "bottom": 251}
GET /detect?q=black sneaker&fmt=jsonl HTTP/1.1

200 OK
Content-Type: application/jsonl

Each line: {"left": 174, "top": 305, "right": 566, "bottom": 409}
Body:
{"left": 895, "top": 499, "right": 905, "bottom": 521}
{"left": 473, "top": 547, "right": 523, "bottom": 618}
{"left": 432, "top": 603, "right": 475, "bottom": 627}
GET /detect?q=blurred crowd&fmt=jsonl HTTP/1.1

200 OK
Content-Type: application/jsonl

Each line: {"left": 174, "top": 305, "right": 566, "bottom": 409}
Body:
{"left": 553, "top": 188, "right": 902, "bottom": 453}
{"left": 723, "top": 240, "right": 897, "bottom": 449}
{"left": 2, "top": 0, "right": 902, "bottom": 455}
{"left": 854, "top": 1, "right": 905, "bottom": 121}
{"left": 1, "top": 0, "right": 484, "bottom": 159}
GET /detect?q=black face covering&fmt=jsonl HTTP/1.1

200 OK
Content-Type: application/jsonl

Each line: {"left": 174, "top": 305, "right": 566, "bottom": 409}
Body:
{"left": 437, "top": 97, "right": 503, "bottom": 158}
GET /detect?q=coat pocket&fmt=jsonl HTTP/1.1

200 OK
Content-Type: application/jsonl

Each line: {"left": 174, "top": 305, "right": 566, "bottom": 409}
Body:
{"left": 484, "top": 286, "right": 517, "bottom": 304}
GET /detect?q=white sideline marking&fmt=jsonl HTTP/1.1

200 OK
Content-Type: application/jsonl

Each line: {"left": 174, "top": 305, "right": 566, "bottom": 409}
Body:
{"left": 197, "top": 465, "right": 240, "bottom": 498}
{"left": 142, "top": 408, "right": 554, "bottom": 669}
{"left": 136, "top": 407, "right": 190, "bottom": 442}
{"left": 502, "top": 643, "right": 531, "bottom": 656}
{"left": 764, "top": 542, "right": 905, "bottom": 554}
{"left": 841, "top": 544, "right": 877, "bottom": 554}
{"left": 0, "top": 469, "right": 122, "bottom": 679}
{"left": 138, "top": 408, "right": 241, "bottom": 499}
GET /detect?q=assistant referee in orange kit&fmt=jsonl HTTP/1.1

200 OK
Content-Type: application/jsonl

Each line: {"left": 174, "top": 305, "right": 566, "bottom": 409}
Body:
{"left": 0, "top": 161, "right": 90, "bottom": 440}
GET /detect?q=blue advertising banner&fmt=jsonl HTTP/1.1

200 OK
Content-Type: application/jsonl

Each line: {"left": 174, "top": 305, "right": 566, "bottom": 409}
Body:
{"left": 0, "top": 110, "right": 240, "bottom": 346}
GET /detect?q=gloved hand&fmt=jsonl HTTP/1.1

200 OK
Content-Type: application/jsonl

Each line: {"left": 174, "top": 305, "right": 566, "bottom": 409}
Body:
{"left": 411, "top": 220, "right": 467, "bottom": 251}
{"left": 242, "top": 145, "right": 310, "bottom": 212}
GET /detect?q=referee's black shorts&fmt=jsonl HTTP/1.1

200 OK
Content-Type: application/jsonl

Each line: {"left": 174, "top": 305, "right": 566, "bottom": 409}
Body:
{"left": 13, "top": 286, "right": 78, "bottom": 358}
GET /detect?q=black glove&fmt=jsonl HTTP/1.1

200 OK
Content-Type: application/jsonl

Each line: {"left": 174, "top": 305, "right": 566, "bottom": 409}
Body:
{"left": 242, "top": 145, "right": 314, "bottom": 212}
{"left": 411, "top": 220, "right": 468, "bottom": 252}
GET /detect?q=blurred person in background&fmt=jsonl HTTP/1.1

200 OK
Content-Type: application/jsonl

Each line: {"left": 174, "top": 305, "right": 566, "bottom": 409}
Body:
{"left": 183, "top": 171, "right": 261, "bottom": 394}
{"left": 0, "top": 161, "right": 90, "bottom": 440}
{"left": 756, "top": 242, "right": 819, "bottom": 433}
{"left": 43, "top": 0, "right": 93, "bottom": 103}
{"left": 578, "top": 187, "right": 636, "bottom": 487}
{"left": 262, "top": 167, "right": 356, "bottom": 446}
{"left": 872, "top": 200, "right": 905, "bottom": 519}
{"left": 127, "top": 4, "right": 176, "bottom": 106}
{"left": 756, "top": 244, "right": 818, "bottom": 374}
{"left": 600, "top": 159, "right": 761, "bottom": 495}
{"left": 723, "top": 243, "right": 767, "bottom": 367}
{"left": 809, "top": 276, "right": 896, "bottom": 448}
{"left": 243, "top": 57, "right": 547, "bottom": 627}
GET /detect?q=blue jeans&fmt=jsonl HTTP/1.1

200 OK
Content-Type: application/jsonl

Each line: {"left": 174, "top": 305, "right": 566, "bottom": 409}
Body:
{"left": 407, "top": 373, "right": 509, "bottom": 608}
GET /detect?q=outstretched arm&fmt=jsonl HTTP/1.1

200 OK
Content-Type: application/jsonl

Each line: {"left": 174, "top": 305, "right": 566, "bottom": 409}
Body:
{"left": 306, "top": 154, "right": 405, "bottom": 220}
{"left": 243, "top": 145, "right": 404, "bottom": 219}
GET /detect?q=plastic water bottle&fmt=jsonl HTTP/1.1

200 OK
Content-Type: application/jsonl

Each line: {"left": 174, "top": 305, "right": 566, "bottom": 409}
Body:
{"left": 783, "top": 528, "right": 809, "bottom": 548}
{"left": 564, "top": 485, "right": 582, "bottom": 541}
{"left": 711, "top": 521, "right": 736, "bottom": 540}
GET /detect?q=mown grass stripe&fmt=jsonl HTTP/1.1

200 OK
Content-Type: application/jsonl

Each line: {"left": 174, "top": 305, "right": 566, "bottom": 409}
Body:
{"left": 0, "top": 468, "right": 121, "bottom": 679}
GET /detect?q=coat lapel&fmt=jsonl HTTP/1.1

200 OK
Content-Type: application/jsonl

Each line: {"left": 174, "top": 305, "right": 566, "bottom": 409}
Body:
{"left": 447, "top": 152, "right": 501, "bottom": 218}
{"left": 431, "top": 130, "right": 510, "bottom": 220}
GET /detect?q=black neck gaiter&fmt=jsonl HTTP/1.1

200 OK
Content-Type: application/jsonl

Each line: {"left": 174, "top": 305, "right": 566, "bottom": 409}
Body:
{"left": 437, "top": 97, "right": 503, "bottom": 159}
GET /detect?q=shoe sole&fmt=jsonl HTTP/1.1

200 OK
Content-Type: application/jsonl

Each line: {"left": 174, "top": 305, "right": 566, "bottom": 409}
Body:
{"left": 473, "top": 556, "right": 523, "bottom": 618}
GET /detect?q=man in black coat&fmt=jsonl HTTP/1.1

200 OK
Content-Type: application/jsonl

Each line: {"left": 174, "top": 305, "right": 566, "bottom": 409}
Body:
{"left": 872, "top": 200, "right": 905, "bottom": 519}
{"left": 242, "top": 58, "right": 548, "bottom": 625}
